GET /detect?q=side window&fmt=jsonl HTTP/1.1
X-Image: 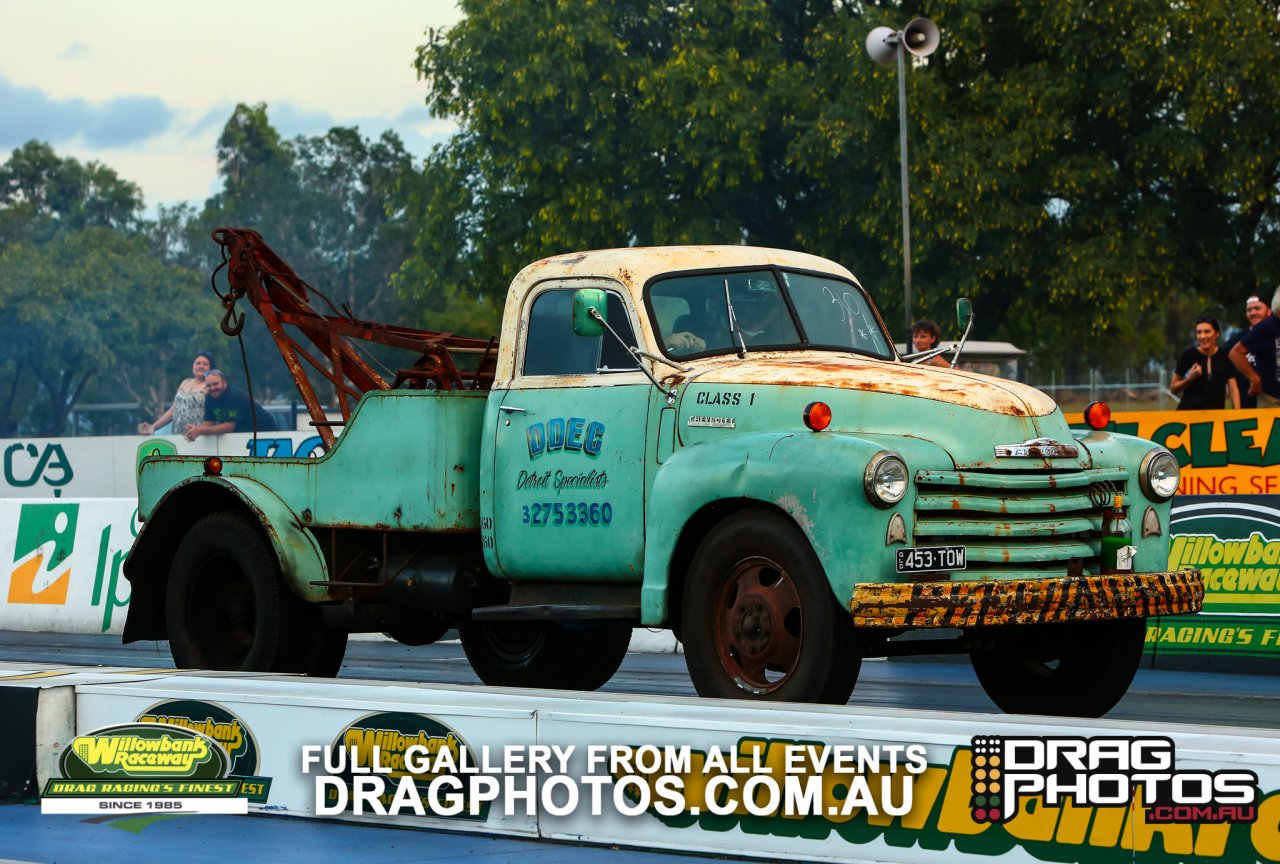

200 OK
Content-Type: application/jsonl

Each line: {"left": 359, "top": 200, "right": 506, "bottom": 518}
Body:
{"left": 523, "top": 289, "right": 639, "bottom": 376}
{"left": 599, "top": 292, "right": 640, "bottom": 372}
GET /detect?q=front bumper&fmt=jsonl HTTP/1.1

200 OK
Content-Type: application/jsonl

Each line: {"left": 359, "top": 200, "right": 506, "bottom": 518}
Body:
{"left": 849, "top": 570, "right": 1204, "bottom": 629}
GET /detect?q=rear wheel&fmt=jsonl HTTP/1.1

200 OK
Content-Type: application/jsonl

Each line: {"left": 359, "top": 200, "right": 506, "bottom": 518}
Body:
{"left": 274, "top": 597, "right": 348, "bottom": 677}
{"left": 681, "top": 510, "right": 860, "bottom": 704}
{"left": 460, "top": 619, "right": 631, "bottom": 690}
{"left": 968, "top": 618, "right": 1147, "bottom": 717}
{"left": 166, "top": 511, "right": 286, "bottom": 671}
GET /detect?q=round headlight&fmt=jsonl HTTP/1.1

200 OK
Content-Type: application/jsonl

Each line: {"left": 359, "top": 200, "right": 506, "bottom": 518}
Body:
{"left": 1140, "top": 449, "right": 1180, "bottom": 501}
{"left": 864, "top": 452, "right": 909, "bottom": 507}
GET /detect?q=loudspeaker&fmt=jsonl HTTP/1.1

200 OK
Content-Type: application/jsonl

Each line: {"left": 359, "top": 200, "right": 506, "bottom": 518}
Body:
{"left": 902, "top": 18, "right": 940, "bottom": 58}
{"left": 865, "top": 26, "right": 898, "bottom": 66}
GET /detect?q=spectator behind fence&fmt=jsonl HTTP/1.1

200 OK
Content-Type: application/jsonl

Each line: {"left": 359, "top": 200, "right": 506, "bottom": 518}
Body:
{"left": 137, "top": 352, "right": 213, "bottom": 436}
{"left": 183, "top": 370, "right": 274, "bottom": 440}
{"left": 1222, "top": 295, "right": 1272, "bottom": 410}
{"left": 1230, "top": 289, "right": 1280, "bottom": 408}
{"left": 910, "top": 320, "right": 950, "bottom": 367}
{"left": 1172, "top": 317, "right": 1239, "bottom": 410}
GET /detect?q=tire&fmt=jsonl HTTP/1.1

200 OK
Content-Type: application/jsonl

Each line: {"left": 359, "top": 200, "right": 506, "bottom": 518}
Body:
{"left": 681, "top": 510, "right": 860, "bottom": 704}
{"left": 459, "top": 619, "right": 632, "bottom": 690}
{"left": 166, "top": 510, "right": 287, "bottom": 671}
{"left": 968, "top": 618, "right": 1147, "bottom": 717}
{"left": 274, "top": 595, "right": 348, "bottom": 678}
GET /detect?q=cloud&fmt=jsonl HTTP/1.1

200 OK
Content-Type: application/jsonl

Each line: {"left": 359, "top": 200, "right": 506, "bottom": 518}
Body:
{"left": 0, "top": 72, "right": 175, "bottom": 150}
{"left": 59, "top": 41, "right": 91, "bottom": 60}
{"left": 267, "top": 103, "right": 341, "bottom": 138}
{"left": 186, "top": 99, "right": 455, "bottom": 160}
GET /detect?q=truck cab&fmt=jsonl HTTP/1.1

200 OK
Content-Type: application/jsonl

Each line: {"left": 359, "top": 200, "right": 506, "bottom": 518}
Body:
{"left": 124, "top": 241, "right": 1203, "bottom": 716}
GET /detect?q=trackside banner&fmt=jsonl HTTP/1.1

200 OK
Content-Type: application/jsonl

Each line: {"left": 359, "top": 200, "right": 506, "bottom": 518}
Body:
{"left": 2, "top": 432, "right": 328, "bottom": 499}
{"left": 1067, "top": 408, "right": 1280, "bottom": 670}
{"left": 0, "top": 499, "right": 136, "bottom": 634}
{"left": 55, "top": 673, "right": 1280, "bottom": 863}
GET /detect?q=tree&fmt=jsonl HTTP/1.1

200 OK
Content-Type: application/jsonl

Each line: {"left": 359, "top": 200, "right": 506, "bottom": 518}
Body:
{"left": 0, "top": 143, "right": 213, "bottom": 436}
{"left": 176, "top": 105, "right": 421, "bottom": 401}
{"left": 0, "top": 140, "right": 143, "bottom": 246}
{"left": 405, "top": 0, "right": 1280, "bottom": 370}
{"left": 0, "top": 228, "right": 214, "bottom": 436}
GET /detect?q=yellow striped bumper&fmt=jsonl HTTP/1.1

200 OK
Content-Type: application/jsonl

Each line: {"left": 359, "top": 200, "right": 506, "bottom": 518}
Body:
{"left": 849, "top": 570, "right": 1204, "bottom": 629}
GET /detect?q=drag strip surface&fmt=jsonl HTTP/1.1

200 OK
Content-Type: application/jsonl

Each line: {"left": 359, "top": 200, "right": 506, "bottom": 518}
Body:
{"left": 2, "top": 630, "right": 1276, "bottom": 729}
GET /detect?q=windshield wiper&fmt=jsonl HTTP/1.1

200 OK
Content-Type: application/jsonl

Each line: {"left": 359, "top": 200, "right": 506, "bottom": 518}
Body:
{"left": 724, "top": 279, "right": 747, "bottom": 358}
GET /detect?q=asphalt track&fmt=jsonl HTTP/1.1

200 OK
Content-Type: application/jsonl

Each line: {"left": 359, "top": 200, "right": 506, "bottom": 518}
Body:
{"left": 1, "top": 629, "right": 1277, "bottom": 729}
{"left": 2, "top": 630, "right": 1278, "bottom": 863}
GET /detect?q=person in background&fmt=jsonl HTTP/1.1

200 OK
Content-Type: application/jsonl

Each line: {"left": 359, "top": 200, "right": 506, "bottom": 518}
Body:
{"left": 1222, "top": 295, "right": 1272, "bottom": 409}
{"left": 137, "top": 352, "right": 213, "bottom": 436}
{"left": 910, "top": 320, "right": 950, "bottom": 367}
{"left": 183, "top": 369, "right": 273, "bottom": 440}
{"left": 1172, "top": 317, "right": 1240, "bottom": 410}
{"left": 1230, "top": 291, "right": 1280, "bottom": 408}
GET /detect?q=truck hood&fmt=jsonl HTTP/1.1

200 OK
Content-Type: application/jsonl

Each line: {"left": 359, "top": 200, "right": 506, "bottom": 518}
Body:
{"left": 683, "top": 354, "right": 1057, "bottom": 417}
{"left": 675, "top": 353, "right": 1083, "bottom": 470}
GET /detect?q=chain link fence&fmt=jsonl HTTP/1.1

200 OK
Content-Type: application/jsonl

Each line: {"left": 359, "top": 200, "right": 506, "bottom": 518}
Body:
{"left": 1027, "top": 367, "right": 1177, "bottom": 414}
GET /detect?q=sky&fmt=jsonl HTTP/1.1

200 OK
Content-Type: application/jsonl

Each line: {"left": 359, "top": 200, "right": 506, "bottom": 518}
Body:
{"left": 0, "top": 0, "right": 464, "bottom": 211}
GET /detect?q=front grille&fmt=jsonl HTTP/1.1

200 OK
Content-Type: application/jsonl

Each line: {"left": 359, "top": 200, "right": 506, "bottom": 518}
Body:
{"left": 912, "top": 467, "right": 1128, "bottom": 579}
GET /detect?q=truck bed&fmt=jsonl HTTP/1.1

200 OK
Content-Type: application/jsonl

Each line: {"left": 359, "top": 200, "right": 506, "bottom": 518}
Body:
{"left": 137, "top": 390, "right": 487, "bottom": 532}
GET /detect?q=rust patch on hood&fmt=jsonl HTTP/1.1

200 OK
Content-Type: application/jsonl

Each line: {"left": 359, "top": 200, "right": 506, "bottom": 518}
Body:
{"left": 689, "top": 354, "right": 1056, "bottom": 417}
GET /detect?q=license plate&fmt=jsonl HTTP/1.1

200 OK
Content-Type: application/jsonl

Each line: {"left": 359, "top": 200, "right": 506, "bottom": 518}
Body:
{"left": 896, "top": 545, "right": 967, "bottom": 573}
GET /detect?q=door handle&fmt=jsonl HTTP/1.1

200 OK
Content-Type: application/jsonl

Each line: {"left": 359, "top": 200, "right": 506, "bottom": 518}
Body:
{"left": 498, "top": 405, "right": 527, "bottom": 414}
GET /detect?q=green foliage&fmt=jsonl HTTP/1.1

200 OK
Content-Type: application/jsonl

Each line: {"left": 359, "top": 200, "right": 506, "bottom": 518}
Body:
{"left": 176, "top": 104, "right": 421, "bottom": 399}
{"left": 0, "top": 140, "right": 143, "bottom": 245}
{"left": 0, "top": 143, "right": 211, "bottom": 436}
{"left": 406, "top": 0, "right": 1280, "bottom": 370}
{"left": 0, "top": 228, "right": 213, "bottom": 436}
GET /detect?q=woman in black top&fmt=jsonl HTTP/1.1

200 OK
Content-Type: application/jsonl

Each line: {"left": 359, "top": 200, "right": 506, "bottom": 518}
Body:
{"left": 1171, "top": 317, "right": 1240, "bottom": 410}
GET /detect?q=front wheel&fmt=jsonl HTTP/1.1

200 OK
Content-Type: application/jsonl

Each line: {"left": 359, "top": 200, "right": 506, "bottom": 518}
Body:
{"left": 460, "top": 619, "right": 631, "bottom": 690}
{"left": 681, "top": 511, "right": 860, "bottom": 704}
{"left": 967, "top": 618, "right": 1147, "bottom": 717}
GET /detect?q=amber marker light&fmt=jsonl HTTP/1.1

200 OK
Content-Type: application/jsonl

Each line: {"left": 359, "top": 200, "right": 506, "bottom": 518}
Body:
{"left": 203, "top": 456, "right": 223, "bottom": 476}
{"left": 804, "top": 401, "right": 832, "bottom": 432}
{"left": 1083, "top": 401, "right": 1112, "bottom": 430}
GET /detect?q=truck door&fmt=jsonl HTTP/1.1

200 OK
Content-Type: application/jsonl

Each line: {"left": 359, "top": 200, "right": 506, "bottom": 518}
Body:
{"left": 489, "top": 286, "right": 650, "bottom": 580}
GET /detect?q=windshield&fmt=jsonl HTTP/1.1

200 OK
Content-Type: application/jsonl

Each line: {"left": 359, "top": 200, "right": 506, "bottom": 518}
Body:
{"left": 649, "top": 269, "right": 893, "bottom": 360}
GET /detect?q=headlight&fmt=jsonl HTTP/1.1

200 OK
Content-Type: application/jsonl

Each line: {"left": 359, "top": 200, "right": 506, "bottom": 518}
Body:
{"left": 864, "top": 452, "right": 909, "bottom": 507}
{"left": 1140, "top": 449, "right": 1180, "bottom": 501}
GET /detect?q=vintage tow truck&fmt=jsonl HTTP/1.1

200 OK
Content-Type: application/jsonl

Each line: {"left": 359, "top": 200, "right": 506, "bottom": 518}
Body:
{"left": 123, "top": 229, "right": 1203, "bottom": 715}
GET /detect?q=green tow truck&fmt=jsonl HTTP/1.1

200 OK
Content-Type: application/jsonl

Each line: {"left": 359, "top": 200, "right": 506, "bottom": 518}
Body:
{"left": 123, "top": 230, "right": 1203, "bottom": 715}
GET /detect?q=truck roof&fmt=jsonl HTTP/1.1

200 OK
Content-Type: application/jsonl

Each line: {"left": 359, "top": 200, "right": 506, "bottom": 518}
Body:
{"left": 513, "top": 246, "right": 859, "bottom": 292}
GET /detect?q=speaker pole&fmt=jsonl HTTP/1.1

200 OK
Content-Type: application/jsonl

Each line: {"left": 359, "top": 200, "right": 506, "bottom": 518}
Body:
{"left": 865, "top": 19, "right": 940, "bottom": 343}
{"left": 897, "top": 39, "right": 913, "bottom": 340}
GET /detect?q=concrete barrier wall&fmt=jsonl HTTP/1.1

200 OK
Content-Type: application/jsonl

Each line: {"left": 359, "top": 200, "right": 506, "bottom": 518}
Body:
{"left": 3, "top": 664, "right": 1280, "bottom": 863}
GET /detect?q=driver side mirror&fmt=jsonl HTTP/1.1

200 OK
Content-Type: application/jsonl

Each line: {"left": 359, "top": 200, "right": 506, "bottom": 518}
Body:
{"left": 956, "top": 297, "right": 973, "bottom": 329}
{"left": 572, "top": 288, "right": 607, "bottom": 337}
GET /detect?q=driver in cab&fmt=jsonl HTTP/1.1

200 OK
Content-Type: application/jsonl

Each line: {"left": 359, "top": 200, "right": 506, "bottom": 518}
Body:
{"left": 667, "top": 283, "right": 794, "bottom": 354}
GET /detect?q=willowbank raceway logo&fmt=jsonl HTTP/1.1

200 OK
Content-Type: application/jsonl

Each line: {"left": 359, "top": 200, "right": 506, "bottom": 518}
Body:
{"left": 315, "top": 711, "right": 492, "bottom": 819}
{"left": 969, "top": 736, "right": 1259, "bottom": 826}
{"left": 8, "top": 502, "right": 78, "bottom": 605}
{"left": 135, "top": 700, "right": 273, "bottom": 804}
{"left": 41, "top": 723, "right": 247, "bottom": 815}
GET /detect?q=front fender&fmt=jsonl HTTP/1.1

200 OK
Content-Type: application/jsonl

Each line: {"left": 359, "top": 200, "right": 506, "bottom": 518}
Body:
{"left": 642, "top": 432, "right": 948, "bottom": 625}
{"left": 123, "top": 475, "right": 329, "bottom": 642}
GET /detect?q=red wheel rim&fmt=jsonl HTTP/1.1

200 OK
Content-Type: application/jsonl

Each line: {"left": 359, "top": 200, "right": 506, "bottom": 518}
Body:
{"left": 711, "top": 556, "right": 802, "bottom": 693}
